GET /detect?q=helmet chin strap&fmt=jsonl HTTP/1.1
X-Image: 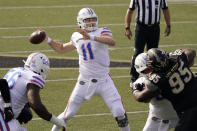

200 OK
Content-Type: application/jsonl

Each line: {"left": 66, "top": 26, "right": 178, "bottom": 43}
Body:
{"left": 33, "top": 71, "right": 40, "bottom": 75}
{"left": 84, "top": 23, "right": 97, "bottom": 32}
{"left": 24, "top": 66, "right": 40, "bottom": 75}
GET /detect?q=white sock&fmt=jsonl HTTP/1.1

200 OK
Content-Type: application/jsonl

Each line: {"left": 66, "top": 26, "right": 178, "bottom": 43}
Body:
{"left": 120, "top": 124, "right": 130, "bottom": 131}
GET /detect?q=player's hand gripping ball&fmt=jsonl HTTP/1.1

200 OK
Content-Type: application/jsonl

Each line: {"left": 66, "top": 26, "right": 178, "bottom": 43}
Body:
{"left": 29, "top": 30, "right": 46, "bottom": 44}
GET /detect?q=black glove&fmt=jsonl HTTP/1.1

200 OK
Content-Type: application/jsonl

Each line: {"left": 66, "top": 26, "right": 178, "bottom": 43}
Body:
{"left": 63, "top": 127, "right": 66, "bottom": 131}
{"left": 132, "top": 83, "right": 145, "bottom": 92}
{"left": 4, "top": 106, "right": 14, "bottom": 122}
{"left": 17, "top": 103, "right": 33, "bottom": 124}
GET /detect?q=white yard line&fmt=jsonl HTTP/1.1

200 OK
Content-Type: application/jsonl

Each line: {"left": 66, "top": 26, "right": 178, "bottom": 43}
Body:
{"left": 32, "top": 110, "right": 148, "bottom": 121}
{"left": 0, "top": 43, "right": 197, "bottom": 54}
{"left": 1, "top": 36, "right": 28, "bottom": 39}
{"left": 0, "top": 25, "right": 77, "bottom": 30}
{"left": 108, "top": 44, "right": 197, "bottom": 51}
{"left": 0, "top": 4, "right": 128, "bottom": 10}
{"left": 46, "top": 75, "right": 130, "bottom": 82}
{"left": 0, "top": 1, "right": 196, "bottom": 10}
{"left": 1, "top": 21, "right": 197, "bottom": 30}
{"left": 45, "top": 72, "right": 197, "bottom": 82}
{"left": 0, "top": 50, "right": 53, "bottom": 54}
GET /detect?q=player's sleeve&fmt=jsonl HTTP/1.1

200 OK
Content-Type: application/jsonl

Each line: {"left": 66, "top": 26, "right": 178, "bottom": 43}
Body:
{"left": 133, "top": 77, "right": 158, "bottom": 92}
{"left": 0, "top": 79, "right": 11, "bottom": 103}
{"left": 144, "top": 78, "right": 158, "bottom": 91}
{"left": 29, "top": 75, "right": 45, "bottom": 89}
{"left": 170, "top": 49, "right": 190, "bottom": 65}
{"left": 181, "top": 52, "right": 190, "bottom": 65}
{"left": 100, "top": 28, "right": 112, "bottom": 37}
{"left": 133, "top": 77, "right": 145, "bottom": 85}
{"left": 169, "top": 49, "right": 183, "bottom": 57}
{"left": 71, "top": 32, "right": 83, "bottom": 47}
{"left": 174, "top": 49, "right": 184, "bottom": 54}
{"left": 161, "top": 0, "right": 168, "bottom": 9}
{"left": 129, "top": 0, "right": 136, "bottom": 10}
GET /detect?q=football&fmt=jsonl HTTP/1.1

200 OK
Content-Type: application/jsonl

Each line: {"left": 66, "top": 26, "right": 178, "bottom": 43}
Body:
{"left": 29, "top": 30, "right": 46, "bottom": 44}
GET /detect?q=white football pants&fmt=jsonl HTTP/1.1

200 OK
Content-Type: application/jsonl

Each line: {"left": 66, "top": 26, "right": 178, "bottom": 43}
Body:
{"left": 143, "top": 113, "right": 179, "bottom": 131}
{"left": 51, "top": 74, "right": 127, "bottom": 131}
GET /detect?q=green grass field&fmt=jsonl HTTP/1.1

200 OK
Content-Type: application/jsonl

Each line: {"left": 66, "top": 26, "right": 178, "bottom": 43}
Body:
{"left": 0, "top": 0, "right": 197, "bottom": 130}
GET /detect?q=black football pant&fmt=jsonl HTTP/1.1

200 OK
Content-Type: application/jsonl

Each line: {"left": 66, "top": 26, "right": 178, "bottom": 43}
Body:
{"left": 175, "top": 106, "right": 197, "bottom": 131}
{"left": 130, "top": 23, "right": 160, "bottom": 82}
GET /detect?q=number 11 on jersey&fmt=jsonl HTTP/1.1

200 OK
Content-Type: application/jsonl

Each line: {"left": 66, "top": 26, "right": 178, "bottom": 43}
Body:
{"left": 81, "top": 42, "right": 94, "bottom": 60}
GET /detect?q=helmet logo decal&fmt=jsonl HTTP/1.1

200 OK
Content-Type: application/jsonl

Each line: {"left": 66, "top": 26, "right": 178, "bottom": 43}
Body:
{"left": 87, "top": 8, "right": 93, "bottom": 15}
{"left": 42, "top": 58, "right": 49, "bottom": 66}
{"left": 141, "top": 57, "right": 147, "bottom": 64}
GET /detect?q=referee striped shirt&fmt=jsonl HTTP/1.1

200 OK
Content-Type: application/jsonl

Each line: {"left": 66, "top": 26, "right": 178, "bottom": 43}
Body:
{"left": 129, "top": 0, "right": 168, "bottom": 25}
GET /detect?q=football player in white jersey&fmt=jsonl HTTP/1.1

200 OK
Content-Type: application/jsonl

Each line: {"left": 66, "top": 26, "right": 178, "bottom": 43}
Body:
{"left": 132, "top": 53, "right": 179, "bottom": 131}
{"left": 43, "top": 8, "right": 130, "bottom": 131}
{"left": 0, "top": 52, "right": 66, "bottom": 131}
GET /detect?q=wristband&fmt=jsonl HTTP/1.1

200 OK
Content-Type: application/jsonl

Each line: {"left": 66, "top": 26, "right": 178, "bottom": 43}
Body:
{"left": 125, "top": 27, "right": 130, "bottom": 30}
{"left": 50, "top": 114, "right": 66, "bottom": 128}
{"left": 89, "top": 35, "right": 95, "bottom": 41}
{"left": 47, "top": 37, "right": 52, "bottom": 44}
{"left": 4, "top": 103, "right": 11, "bottom": 108}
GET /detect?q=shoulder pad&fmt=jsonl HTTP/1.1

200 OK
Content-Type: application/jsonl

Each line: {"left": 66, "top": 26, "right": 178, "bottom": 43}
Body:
{"left": 169, "top": 49, "right": 183, "bottom": 56}
{"left": 100, "top": 27, "right": 112, "bottom": 36}
{"left": 71, "top": 32, "right": 83, "bottom": 44}
{"left": 30, "top": 73, "right": 45, "bottom": 89}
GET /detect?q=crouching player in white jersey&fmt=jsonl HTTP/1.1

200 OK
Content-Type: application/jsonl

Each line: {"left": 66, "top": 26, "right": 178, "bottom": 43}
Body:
{"left": 132, "top": 53, "right": 179, "bottom": 131}
{"left": 43, "top": 8, "right": 130, "bottom": 131}
{"left": 0, "top": 52, "right": 66, "bottom": 131}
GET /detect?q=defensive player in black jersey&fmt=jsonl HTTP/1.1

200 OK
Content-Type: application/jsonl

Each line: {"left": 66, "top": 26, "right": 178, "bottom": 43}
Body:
{"left": 132, "top": 48, "right": 196, "bottom": 131}
{"left": 147, "top": 48, "right": 196, "bottom": 111}
{"left": 0, "top": 79, "right": 14, "bottom": 122}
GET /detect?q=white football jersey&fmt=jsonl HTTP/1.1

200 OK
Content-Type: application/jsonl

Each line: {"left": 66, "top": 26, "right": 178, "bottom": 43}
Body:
{"left": 71, "top": 28, "right": 112, "bottom": 77}
{"left": 0, "top": 67, "right": 45, "bottom": 118}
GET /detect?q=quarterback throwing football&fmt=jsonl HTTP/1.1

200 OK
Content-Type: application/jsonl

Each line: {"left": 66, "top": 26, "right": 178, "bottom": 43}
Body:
{"left": 44, "top": 8, "right": 130, "bottom": 131}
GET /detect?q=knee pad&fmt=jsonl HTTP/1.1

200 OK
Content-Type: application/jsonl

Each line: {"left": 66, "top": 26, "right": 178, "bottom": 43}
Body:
{"left": 115, "top": 113, "right": 129, "bottom": 127}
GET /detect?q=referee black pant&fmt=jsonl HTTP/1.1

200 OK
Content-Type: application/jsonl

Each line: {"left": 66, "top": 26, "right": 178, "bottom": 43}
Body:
{"left": 130, "top": 23, "right": 160, "bottom": 82}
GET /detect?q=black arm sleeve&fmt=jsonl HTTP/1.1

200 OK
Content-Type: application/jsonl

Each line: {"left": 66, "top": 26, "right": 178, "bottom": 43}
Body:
{"left": 0, "top": 79, "right": 11, "bottom": 103}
